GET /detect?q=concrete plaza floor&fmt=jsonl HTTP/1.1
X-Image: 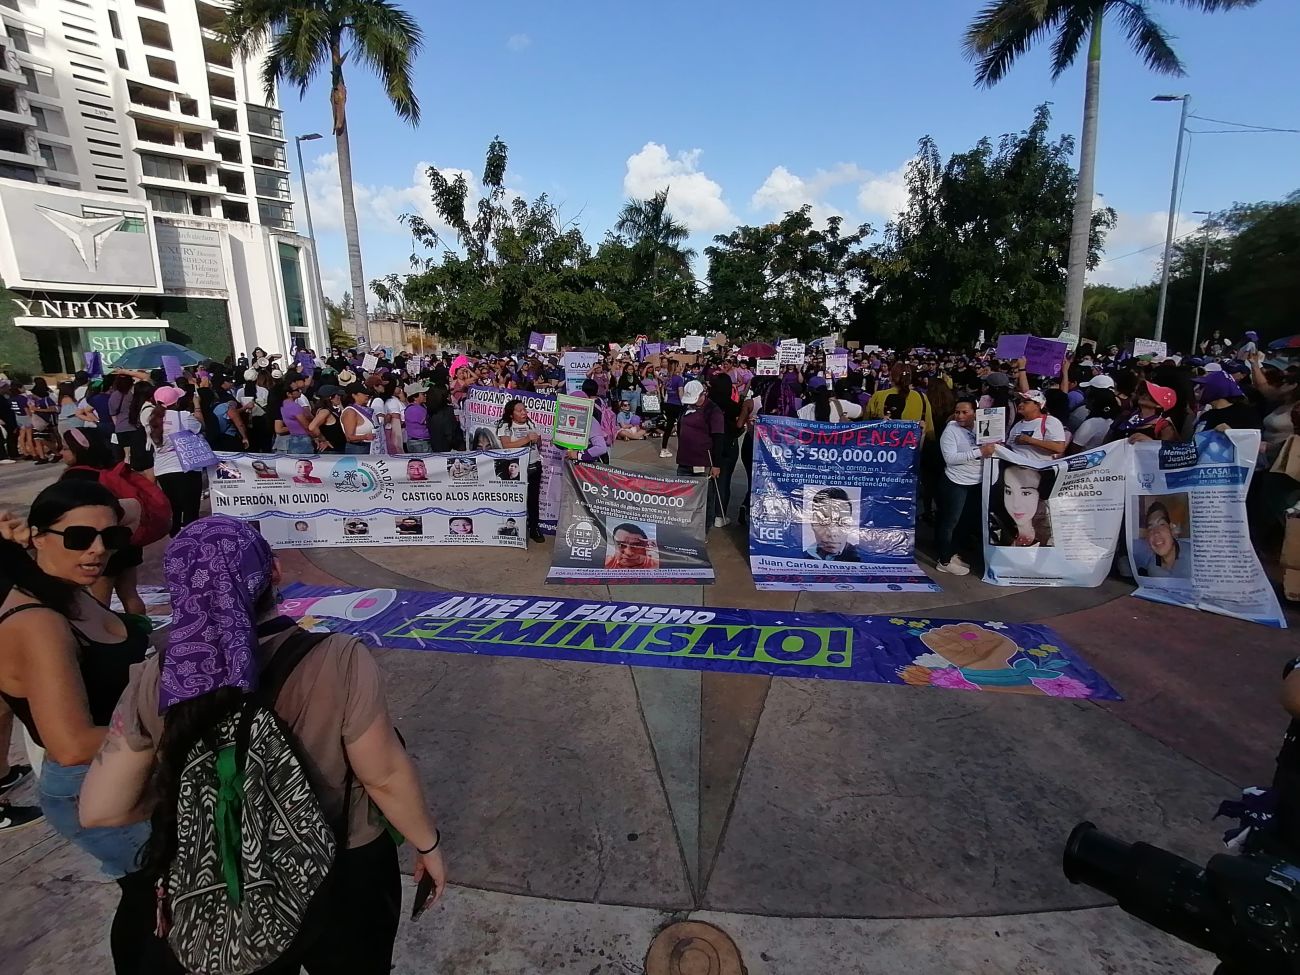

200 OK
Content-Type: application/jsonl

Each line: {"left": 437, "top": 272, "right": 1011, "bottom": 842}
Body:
{"left": 1, "top": 441, "right": 1296, "bottom": 973}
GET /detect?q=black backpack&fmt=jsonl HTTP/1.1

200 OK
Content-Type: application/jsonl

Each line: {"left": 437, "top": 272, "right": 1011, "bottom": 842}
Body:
{"left": 162, "top": 630, "right": 345, "bottom": 975}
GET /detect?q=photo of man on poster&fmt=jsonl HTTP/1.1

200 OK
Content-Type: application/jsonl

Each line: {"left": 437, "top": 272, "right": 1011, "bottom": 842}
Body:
{"left": 604, "top": 522, "right": 660, "bottom": 570}
{"left": 802, "top": 487, "right": 863, "bottom": 562}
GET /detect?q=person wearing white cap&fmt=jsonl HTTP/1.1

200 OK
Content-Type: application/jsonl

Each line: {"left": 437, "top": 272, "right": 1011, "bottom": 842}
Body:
{"left": 1005, "top": 389, "right": 1067, "bottom": 460}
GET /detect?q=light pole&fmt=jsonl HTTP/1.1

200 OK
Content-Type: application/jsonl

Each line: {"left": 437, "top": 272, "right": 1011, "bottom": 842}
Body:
{"left": 1152, "top": 94, "right": 1190, "bottom": 344}
{"left": 1190, "top": 209, "right": 1214, "bottom": 356}
{"left": 294, "top": 132, "right": 328, "bottom": 350}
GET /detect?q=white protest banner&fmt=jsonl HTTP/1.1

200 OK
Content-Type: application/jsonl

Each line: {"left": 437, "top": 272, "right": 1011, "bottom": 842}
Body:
{"left": 827, "top": 353, "right": 849, "bottom": 378}
{"left": 1126, "top": 430, "right": 1285, "bottom": 628}
{"left": 982, "top": 440, "right": 1128, "bottom": 587}
{"left": 461, "top": 385, "right": 565, "bottom": 532}
{"left": 1133, "top": 338, "right": 1168, "bottom": 360}
{"left": 542, "top": 333, "right": 558, "bottom": 353}
{"left": 756, "top": 358, "right": 779, "bottom": 377}
{"left": 361, "top": 353, "right": 379, "bottom": 373}
{"left": 777, "top": 342, "right": 806, "bottom": 366}
{"left": 554, "top": 394, "right": 594, "bottom": 450}
{"left": 562, "top": 350, "right": 601, "bottom": 393}
{"left": 683, "top": 335, "right": 705, "bottom": 353}
{"left": 210, "top": 450, "right": 528, "bottom": 549}
{"left": 975, "top": 408, "right": 1006, "bottom": 445}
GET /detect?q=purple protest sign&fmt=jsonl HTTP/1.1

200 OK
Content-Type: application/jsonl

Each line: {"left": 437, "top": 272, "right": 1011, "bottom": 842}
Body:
{"left": 640, "top": 342, "right": 664, "bottom": 360}
{"left": 83, "top": 351, "right": 104, "bottom": 378}
{"left": 171, "top": 430, "right": 217, "bottom": 472}
{"left": 528, "top": 331, "right": 545, "bottom": 351}
{"left": 995, "top": 334, "right": 1068, "bottom": 377}
{"left": 161, "top": 355, "right": 184, "bottom": 383}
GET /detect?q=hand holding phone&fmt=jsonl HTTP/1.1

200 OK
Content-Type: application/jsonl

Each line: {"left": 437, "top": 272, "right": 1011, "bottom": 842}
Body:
{"left": 410, "top": 846, "right": 446, "bottom": 920}
{"left": 410, "top": 872, "right": 435, "bottom": 920}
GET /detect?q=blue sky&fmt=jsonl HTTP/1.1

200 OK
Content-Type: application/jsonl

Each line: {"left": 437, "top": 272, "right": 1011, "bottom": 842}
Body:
{"left": 279, "top": 0, "right": 1299, "bottom": 305}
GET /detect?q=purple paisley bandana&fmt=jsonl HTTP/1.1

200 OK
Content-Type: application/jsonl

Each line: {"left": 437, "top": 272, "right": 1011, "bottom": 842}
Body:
{"left": 160, "top": 516, "right": 274, "bottom": 711}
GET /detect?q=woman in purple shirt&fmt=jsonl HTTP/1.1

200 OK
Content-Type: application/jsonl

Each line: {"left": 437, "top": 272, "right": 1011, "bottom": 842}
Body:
{"left": 658, "top": 361, "right": 687, "bottom": 457}
{"left": 279, "top": 390, "right": 316, "bottom": 454}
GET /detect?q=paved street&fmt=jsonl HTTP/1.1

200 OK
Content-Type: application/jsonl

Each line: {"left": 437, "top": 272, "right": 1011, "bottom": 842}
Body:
{"left": 2, "top": 441, "right": 1295, "bottom": 973}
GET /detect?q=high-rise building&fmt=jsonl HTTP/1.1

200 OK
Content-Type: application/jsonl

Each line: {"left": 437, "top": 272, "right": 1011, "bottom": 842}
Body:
{"left": 0, "top": 0, "right": 330, "bottom": 375}
{"left": 0, "top": 0, "right": 294, "bottom": 231}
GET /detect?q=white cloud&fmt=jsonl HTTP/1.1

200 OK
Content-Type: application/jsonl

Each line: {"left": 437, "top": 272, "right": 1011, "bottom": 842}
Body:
{"left": 855, "top": 164, "right": 910, "bottom": 222}
{"left": 622, "top": 142, "right": 736, "bottom": 234}
{"left": 304, "top": 151, "right": 475, "bottom": 243}
{"left": 506, "top": 33, "right": 532, "bottom": 52}
{"left": 751, "top": 165, "right": 848, "bottom": 228}
{"left": 1090, "top": 209, "right": 1194, "bottom": 287}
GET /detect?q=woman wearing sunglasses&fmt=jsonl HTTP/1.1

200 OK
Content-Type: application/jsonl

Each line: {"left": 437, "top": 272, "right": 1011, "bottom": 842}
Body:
{"left": 0, "top": 480, "right": 155, "bottom": 973}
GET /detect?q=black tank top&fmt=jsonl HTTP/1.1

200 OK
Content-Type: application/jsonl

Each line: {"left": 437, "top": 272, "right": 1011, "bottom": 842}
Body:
{"left": 319, "top": 410, "right": 346, "bottom": 453}
{"left": 0, "top": 598, "right": 149, "bottom": 749}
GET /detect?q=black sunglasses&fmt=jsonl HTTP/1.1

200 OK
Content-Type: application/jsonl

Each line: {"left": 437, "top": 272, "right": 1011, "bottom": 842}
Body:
{"left": 41, "top": 525, "right": 132, "bottom": 551}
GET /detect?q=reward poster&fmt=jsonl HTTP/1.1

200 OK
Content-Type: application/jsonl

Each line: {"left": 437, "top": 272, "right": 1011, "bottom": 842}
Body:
{"left": 981, "top": 440, "right": 1127, "bottom": 588}
{"left": 210, "top": 450, "right": 528, "bottom": 549}
{"left": 548, "top": 463, "right": 713, "bottom": 584}
{"left": 748, "top": 416, "right": 936, "bottom": 591}
{"left": 1126, "top": 430, "right": 1285, "bottom": 628}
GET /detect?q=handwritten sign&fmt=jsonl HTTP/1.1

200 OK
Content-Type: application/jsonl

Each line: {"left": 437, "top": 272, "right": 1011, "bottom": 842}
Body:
{"left": 996, "top": 334, "right": 1068, "bottom": 377}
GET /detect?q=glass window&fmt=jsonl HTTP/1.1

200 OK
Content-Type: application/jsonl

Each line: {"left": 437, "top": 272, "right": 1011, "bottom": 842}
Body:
{"left": 141, "top": 153, "right": 185, "bottom": 181}
{"left": 108, "top": 10, "right": 122, "bottom": 40}
{"left": 30, "top": 106, "right": 45, "bottom": 131}
{"left": 38, "top": 144, "right": 55, "bottom": 169}
{"left": 278, "top": 241, "right": 306, "bottom": 328}
{"left": 146, "top": 188, "right": 189, "bottom": 214}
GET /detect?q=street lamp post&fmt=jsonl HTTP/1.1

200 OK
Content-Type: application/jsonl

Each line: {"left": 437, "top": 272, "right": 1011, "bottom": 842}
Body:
{"left": 1152, "top": 94, "right": 1190, "bottom": 345}
{"left": 1190, "top": 209, "right": 1213, "bottom": 357}
{"left": 294, "top": 132, "right": 328, "bottom": 350}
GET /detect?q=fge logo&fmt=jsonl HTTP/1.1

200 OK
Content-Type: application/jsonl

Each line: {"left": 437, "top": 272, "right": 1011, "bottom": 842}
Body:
{"left": 564, "top": 519, "right": 600, "bottom": 559}
{"left": 757, "top": 527, "right": 785, "bottom": 541}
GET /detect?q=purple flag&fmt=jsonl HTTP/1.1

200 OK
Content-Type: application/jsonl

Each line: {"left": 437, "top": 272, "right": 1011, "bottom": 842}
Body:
{"left": 84, "top": 351, "right": 104, "bottom": 378}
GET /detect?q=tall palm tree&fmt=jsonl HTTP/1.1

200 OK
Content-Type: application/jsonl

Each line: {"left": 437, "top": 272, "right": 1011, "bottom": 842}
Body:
{"left": 615, "top": 189, "right": 696, "bottom": 284}
{"left": 963, "top": 0, "right": 1258, "bottom": 339}
{"left": 222, "top": 0, "right": 423, "bottom": 345}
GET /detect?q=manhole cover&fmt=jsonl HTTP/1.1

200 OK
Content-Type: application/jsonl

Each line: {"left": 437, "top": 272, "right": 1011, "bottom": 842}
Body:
{"left": 645, "top": 921, "right": 745, "bottom": 975}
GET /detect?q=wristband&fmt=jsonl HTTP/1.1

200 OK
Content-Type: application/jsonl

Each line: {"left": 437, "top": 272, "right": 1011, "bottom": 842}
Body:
{"left": 416, "top": 829, "right": 441, "bottom": 855}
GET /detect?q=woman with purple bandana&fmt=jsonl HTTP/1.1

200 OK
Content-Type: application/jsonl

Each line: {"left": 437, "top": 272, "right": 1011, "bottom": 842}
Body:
{"left": 82, "top": 516, "right": 447, "bottom": 972}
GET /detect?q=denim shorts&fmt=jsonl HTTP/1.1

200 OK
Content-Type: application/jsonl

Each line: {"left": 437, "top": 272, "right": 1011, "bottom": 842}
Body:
{"left": 39, "top": 757, "right": 151, "bottom": 878}
{"left": 284, "top": 434, "right": 315, "bottom": 454}
{"left": 405, "top": 439, "right": 431, "bottom": 453}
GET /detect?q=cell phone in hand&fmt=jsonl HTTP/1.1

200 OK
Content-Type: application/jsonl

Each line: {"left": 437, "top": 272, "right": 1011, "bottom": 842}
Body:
{"left": 411, "top": 872, "right": 435, "bottom": 920}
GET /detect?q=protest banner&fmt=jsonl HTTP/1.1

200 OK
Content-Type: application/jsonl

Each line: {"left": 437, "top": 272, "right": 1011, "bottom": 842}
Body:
{"left": 683, "top": 335, "right": 705, "bottom": 353}
{"left": 640, "top": 342, "right": 664, "bottom": 360}
{"left": 749, "top": 415, "right": 936, "bottom": 591}
{"left": 84, "top": 351, "right": 104, "bottom": 378}
{"left": 280, "top": 583, "right": 1119, "bottom": 700}
{"left": 161, "top": 355, "right": 184, "bottom": 383}
{"left": 1133, "top": 337, "right": 1168, "bottom": 360}
{"left": 641, "top": 392, "right": 662, "bottom": 414}
{"left": 996, "top": 334, "right": 1069, "bottom": 376}
{"left": 461, "top": 385, "right": 565, "bottom": 532}
{"left": 209, "top": 449, "right": 528, "bottom": 550}
{"left": 777, "top": 342, "right": 806, "bottom": 367}
{"left": 553, "top": 394, "right": 594, "bottom": 450}
{"left": 547, "top": 462, "right": 713, "bottom": 584}
{"left": 562, "top": 350, "right": 601, "bottom": 392}
{"left": 1126, "top": 430, "right": 1286, "bottom": 628}
{"left": 361, "top": 352, "right": 379, "bottom": 373}
{"left": 756, "top": 358, "right": 779, "bottom": 377}
{"left": 975, "top": 408, "right": 1006, "bottom": 445}
{"left": 827, "top": 353, "right": 849, "bottom": 378}
{"left": 981, "top": 440, "right": 1127, "bottom": 588}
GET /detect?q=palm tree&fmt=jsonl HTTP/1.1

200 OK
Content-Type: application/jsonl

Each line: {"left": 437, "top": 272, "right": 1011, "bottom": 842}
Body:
{"left": 614, "top": 189, "right": 696, "bottom": 285}
{"left": 963, "top": 0, "right": 1258, "bottom": 340}
{"left": 222, "top": 0, "right": 423, "bottom": 345}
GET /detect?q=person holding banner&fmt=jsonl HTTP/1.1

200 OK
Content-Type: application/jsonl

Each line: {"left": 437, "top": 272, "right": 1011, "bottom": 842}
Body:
{"left": 144, "top": 387, "right": 204, "bottom": 537}
{"left": 1006, "top": 390, "right": 1068, "bottom": 460}
{"left": 937, "top": 399, "right": 997, "bottom": 575}
{"left": 1113, "top": 380, "right": 1179, "bottom": 443}
{"left": 497, "top": 399, "right": 546, "bottom": 543}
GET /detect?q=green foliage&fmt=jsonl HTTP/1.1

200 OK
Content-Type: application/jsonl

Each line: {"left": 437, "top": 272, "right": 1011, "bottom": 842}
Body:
{"left": 397, "top": 139, "right": 621, "bottom": 349}
{"left": 870, "top": 104, "right": 1115, "bottom": 346}
{"left": 704, "top": 207, "right": 874, "bottom": 342}
{"left": 1095, "top": 191, "right": 1300, "bottom": 350}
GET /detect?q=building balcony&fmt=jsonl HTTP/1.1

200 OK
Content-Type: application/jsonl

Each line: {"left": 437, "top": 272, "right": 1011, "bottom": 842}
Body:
{"left": 0, "top": 63, "right": 25, "bottom": 88}
{"left": 0, "top": 105, "right": 34, "bottom": 129}
{"left": 132, "top": 139, "right": 221, "bottom": 164}
{"left": 127, "top": 102, "right": 218, "bottom": 132}
{"left": 140, "top": 172, "right": 225, "bottom": 196}
{"left": 0, "top": 144, "right": 40, "bottom": 168}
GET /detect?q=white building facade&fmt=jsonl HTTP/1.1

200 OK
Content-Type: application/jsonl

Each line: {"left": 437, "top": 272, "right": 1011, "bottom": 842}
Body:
{"left": 0, "top": 0, "right": 327, "bottom": 374}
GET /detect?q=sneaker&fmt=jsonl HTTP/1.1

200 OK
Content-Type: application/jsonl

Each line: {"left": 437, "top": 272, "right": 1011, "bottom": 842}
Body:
{"left": 0, "top": 804, "right": 43, "bottom": 833}
{"left": 528, "top": 529, "right": 545, "bottom": 543}
{"left": 950, "top": 555, "right": 969, "bottom": 570}
{"left": 935, "top": 559, "right": 970, "bottom": 576}
{"left": 714, "top": 515, "right": 729, "bottom": 528}
{"left": 0, "top": 764, "right": 32, "bottom": 794}
{"left": 658, "top": 449, "right": 673, "bottom": 459}
{"left": 0, "top": 459, "right": 15, "bottom": 465}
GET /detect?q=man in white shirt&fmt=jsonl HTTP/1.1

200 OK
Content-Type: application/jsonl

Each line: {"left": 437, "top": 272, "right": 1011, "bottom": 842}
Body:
{"left": 1005, "top": 390, "right": 1067, "bottom": 460}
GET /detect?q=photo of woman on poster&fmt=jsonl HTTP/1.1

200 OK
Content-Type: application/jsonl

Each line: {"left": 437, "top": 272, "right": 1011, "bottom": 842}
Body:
{"left": 988, "top": 464, "right": 1055, "bottom": 548}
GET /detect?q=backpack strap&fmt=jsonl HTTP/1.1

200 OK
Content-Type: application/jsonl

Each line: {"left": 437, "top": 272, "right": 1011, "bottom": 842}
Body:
{"left": 257, "top": 626, "right": 331, "bottom": 706}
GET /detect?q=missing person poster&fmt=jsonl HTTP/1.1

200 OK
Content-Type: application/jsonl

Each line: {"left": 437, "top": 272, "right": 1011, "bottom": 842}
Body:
{"left": 1126, "top": 430, "right": 1286, "bottom": 628}
{"left": 461, "top": 385, "right": 566, "bottom": 533}
{"left": 553, "top": 394, "right": 594, "bottom": 450}
{"left": 547, "top": 463, "right": 713, "bottom": 584}
{"left": 749, "top": 415, "right": 937, "bottom": 591}
{"left": 975, "top": 408, "right": 1006, "bottom": 445}
{"left": 981, "top": 440, "right": 1127, "bottom": 588}
{"left": 209, "top": 450, "right": 529, "bottom": 549}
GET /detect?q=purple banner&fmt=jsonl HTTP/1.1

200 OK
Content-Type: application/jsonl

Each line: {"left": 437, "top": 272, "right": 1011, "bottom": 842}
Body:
{"left": 640, "top": 342, "right": 664, "bottom": 360}
{"left": 84, "top": 351, "right": 104, "bottom": 378}
{"left": 161, "top": 355, "right": 184, "bottom": 383}
{"left": 528, "top": 331, "right": 545, "bottom": 351}
{"left": 279, "top": 583, "right": 1120, "bottom": 700}
{"left": 996, "top": 334, "right": 1069, "bottom": 377}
